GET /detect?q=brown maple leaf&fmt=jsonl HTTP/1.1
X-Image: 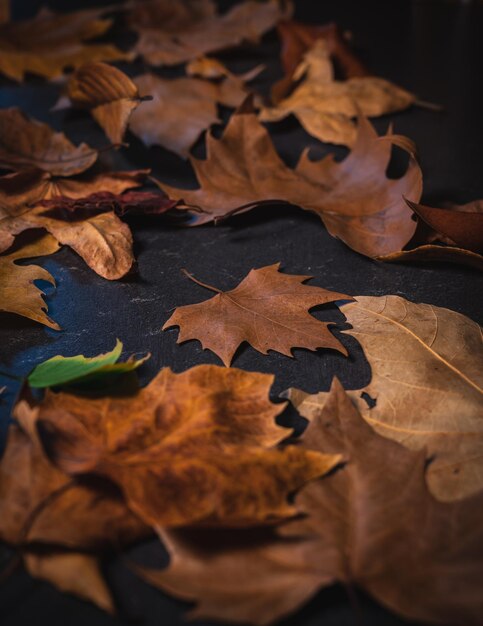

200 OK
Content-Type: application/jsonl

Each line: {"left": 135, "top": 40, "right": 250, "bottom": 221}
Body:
{"left": 129, "top": 0, "right": 291, "bottom": 67}
{"left": 35, "top": 365, "right": 339, "bottom": 529}
{"left": 0, "top": 234, "right": 60, "bottom": 329}
{"left": 155, "top": 106, "right": 422, "bottom": 257}
{"left": 261, "top": 39, "right": 414, "bottom": 146}
{"left": 0, "top": 6, "right": 131, "bottom": 82}
{"left": 129, "top": 66, "right": 262, "bottom": 158}
{"left": 163, "top": 264, "right": 351, "bottom": 366}
{"left": 272, "top": 20, "right": 370, "bottom": 102}
{"left": 141, "top": 378, "right": 483, "bottom": 626}
{"left": 289, "top": 295, "right": 483, "bottom": 502}
{"left": 0, "top": 398, "right": 150, "bottom": 611}
{"left": 59, "top": 62, "right": 147, "bottom": 145}
{"left": 0, "top": 168, "right": 149, "bottom": 279}
{"left": 0, "top": 108, "right": 98, "bottom": 176}
{"left": 39, "top": 190, "right": 177, "bottom": 218}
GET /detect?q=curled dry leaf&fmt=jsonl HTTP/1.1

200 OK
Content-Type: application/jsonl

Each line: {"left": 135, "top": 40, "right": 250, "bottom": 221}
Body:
{"left": 0, "top": 234, "right": 60, "bottom": 329}
{"left": 130, "top": 68, "right": 261, "bottom": 158}
{"left": 379, "top": 243, "right": 483, "bottom": 271}
{"left": 0, "top": 6, "right": 131, "bottom": 82}
{"left": 0, "top": 169, "right": 148, "bottom": 279}
{"left": 35, "top": 365, "right": 339, "bottom": 528}
{"left": 156, "top": 106, "right": 422, "bottom": 257}
{"left": 144, "top": 379, "right": 483, "bottom": 626}
{"left": 0, "top": 108, "right": 98, "bottom": 176}
{"left": 261, "top": 40, "right": 414, "bottom": 146}
{"left": 130, "top": 0, "right": 291, "bottom": 67}
{"left": 289, "top": 295, "right": 483, "bottom": 502}
{"left": 63, "top": 62, "right": 145, "bottom": 145}
{"left": 163, "top": 264, "right": 351, "bottom": 366}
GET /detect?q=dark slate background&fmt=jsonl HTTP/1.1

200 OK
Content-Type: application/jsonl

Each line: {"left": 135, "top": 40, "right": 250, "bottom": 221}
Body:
{"left": 1, "top": 1, "right": 482, "bottom": 625}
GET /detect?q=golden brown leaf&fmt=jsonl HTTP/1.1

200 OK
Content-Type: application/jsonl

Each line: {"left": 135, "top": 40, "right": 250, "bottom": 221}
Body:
{"left": 0, "top": 6, "right": 131, "bottom": 82}
{"left": 289, "top": 295, "right": 483, "bottom": 501}
{"left": 64, "top": 62, "right": 144, "bottom": 145}
{"left": 130, "top": 0, "right": 291, "bottom": 67}
{"left": 0, "top": 400, "right": 149, "bottom": 549}
{"left": 261, "top": 40, "right": 414, "bottom": 146}
{"left": 0, "top": 234, "right": 60, "bottom": 329}
{"left": 0, "top": 169, "right": 148, "bottom": 279}
{"left": 129, "top": 69, "right": 260, "bottom": 158}
{"left": 163, "top": 264, "right": 351, "bottom": 366}
{"left": 378, "top": 244, "right": 483, "bottom": 271}
{"left": 144, "top": 379, "right": 483, "bottom": 626}
{"left": 36, "top": 365, "right": 340, "bottom": 528}
{"left": 156, "top": 107, "right": 422, "bottom": 257}
{"left": 24, "top": 553, "right": 115, "bottom": 614}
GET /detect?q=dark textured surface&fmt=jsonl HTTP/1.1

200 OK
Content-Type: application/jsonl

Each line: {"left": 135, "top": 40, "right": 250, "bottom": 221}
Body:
{"left": 1, "top": 1, "right": 482, "bottom": 625}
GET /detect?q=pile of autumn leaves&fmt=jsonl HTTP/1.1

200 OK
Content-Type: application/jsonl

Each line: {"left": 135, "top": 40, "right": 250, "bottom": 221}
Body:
{"left": 0, "top": 1, "right": 483, "bottom": 625}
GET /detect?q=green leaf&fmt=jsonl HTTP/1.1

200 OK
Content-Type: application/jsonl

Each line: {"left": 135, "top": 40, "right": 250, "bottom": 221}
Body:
{"left": 28, "top": 340, "right": 149, "bottom": 389}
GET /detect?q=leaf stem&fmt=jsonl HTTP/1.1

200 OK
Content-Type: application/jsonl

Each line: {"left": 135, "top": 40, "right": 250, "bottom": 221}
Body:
{"left": 181, "top": 269, "right": 222, "bottom": 294}
{"left": 414, "top": 98, "right": 445, "bottom": 113}
{"left": 344, "top": 582, "right": 363, "bottom": 626}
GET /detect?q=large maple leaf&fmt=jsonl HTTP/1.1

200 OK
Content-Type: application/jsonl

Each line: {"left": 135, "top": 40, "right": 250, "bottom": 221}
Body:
{"left": 163, "top": 264, "right": 351, "bottom": 366}
{"left": 141, "top": 379, "right": 483, "bottom": 626}
{"left": 156, "top": 106, "right": 422, "bottom": 257}
{"left": 35, "top": 365, "right": 340, "bottom": 529}
{"left": 0, "top": 6, "right": 131, "bottom": 82}
{"left": 289, "top": 295, "right": 483, "bottom": 502}
{"left": 0, "top": 168, "right": 149, "bottom": 279}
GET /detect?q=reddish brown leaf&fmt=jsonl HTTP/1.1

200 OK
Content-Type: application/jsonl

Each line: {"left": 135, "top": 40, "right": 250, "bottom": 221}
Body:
{"left": 143, "top": 379, "right": 483, "bottom": 626}
{"left": 35, "top": 365, "right": 340, "bottom": 529}
{"left": 378, "top": 244, "right": 483, "bottom": 271}
{"left": 163, "top": 264, "right": 351, "bottom": 366}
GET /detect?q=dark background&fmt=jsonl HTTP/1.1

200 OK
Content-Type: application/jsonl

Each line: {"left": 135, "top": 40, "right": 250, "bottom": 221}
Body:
{"left": 1, "top": 0, "right": 482, "bottom": 625}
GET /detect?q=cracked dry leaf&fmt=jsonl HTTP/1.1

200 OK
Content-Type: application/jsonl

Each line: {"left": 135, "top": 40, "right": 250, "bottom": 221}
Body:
{"left": 0, "top": 234, "right": 60, "bottom": 329}
{"left": 144, "top": 379, "right": 483, "bottom": 626}
{"left": 289, "top": 295, "right": 483, "bottom": 502}
{"left": 36, "top": 365, "right": 339, "bottom": 528}
{"left": 156, "top": 106, "right": 422, "bottom": 257}
{"left": 0, "top": 169, "right": 148, "bottom": 279}
{"left": 163, "top": 264, "right": 351, "bottom": 366}
{"left": 0, "top": 6, "right": 131, "bottom": 82}
{"left": 129, "top": 68, "right": 261, "bottom": 158}
{"left": 130, "top": 0, "right": 291, "bottom": 67}
{"left": 261, "top": 40, "right": 414, "bottom": 147}
{"left": 62, "top": 62, "right": 145, "bottom": 145}
{"left": 0, "top": 108, "right": 98, "bottom": 176}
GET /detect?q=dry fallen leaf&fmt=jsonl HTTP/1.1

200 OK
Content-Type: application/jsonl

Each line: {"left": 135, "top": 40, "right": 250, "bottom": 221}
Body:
{"left": 261, "top": 40, "right": 414, "bottom": 146}
{"left": 0, "top": 6, "right": 131, "bottom": 82}
{"left": 289, "top": 295, "right": 483, "bottom": 502}
{"left": 163, "top": 264, "right": 351, "bottom": 366}
{"left": 156, "top": 106, "right": 422, "bottom": 257}
{"left": 379, "top": 244, "right": 483, "bottom": 271}
{"left": 0, "top": 169, "right": 148, "bottom": 279}
{"left": 129, "top": 68, "right": 261, "bottom": 158}
{"left": 61, "top": 62, "right": 145, "bottom": 145}
{"left": 144, "top": 378, "right": 483, "bottom": 626}
{"left": 0, "top": 234, "right": 60, "bottom": 329}
{"left": 0, "top": 108, "right": 98, "bottom": 176}
{"left": 36, "top": 365, "right": 339, "bottom": 528}
{"left": 272, "top": 20, "right": 370, "bottom": 102}
{"left": 130, "top": 0, "right": 291, "bottom": 67}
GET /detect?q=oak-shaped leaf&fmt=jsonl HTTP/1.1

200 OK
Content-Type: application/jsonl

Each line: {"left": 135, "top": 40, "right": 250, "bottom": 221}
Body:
{"left": 129, "top": 67, "right": 261, "bottom": 158}
{"left": 289, "top": 295, "right": 483, "bottom": 501}
{"left": 36, "top": 365, "right": 340, "bottom": 528}
{"left": 61, "top": 62, "right": 146, "bottom": 145}
{"left": 163, "top": 264, "right": 351, "bottom": 366}
{"left": 28, "top": 339, "right": 149, "bottom": 389}
{"left": 261, "top": 39, "right": 414, "bottom": 146}
{"left": 129, "top": 0, "right": 291, "bottom": 67}
{"left": 0, "top": 168, "right": 149, "bottom": 279}
{"left": 0, "top": 108, "right": 98, "bottom": 176}
{"left": 142, "top": 379, "right": 483, "bottom": 626}
{"left": 156, "top": 107, "right": 422, "bottom": 257}
{"left": 0, "top": 6, "right": 131, "bottom": 82}
{"left": 0, "top": 234, "right": 60, "bottom": 329}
